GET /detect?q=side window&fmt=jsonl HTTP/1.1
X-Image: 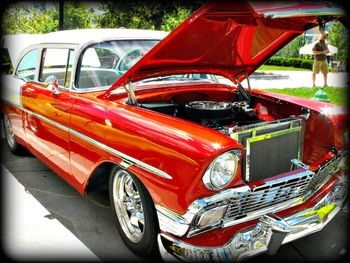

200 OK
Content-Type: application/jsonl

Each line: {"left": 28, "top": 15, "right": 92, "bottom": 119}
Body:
{"left": 15, "top": 49, "right": 38, "bottom": 80}
{"left": 40, "top": 48, "right": 75, "bottom": 88}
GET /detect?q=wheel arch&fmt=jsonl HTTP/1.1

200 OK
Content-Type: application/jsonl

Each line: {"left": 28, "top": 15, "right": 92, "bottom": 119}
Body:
{"left": 85, "top": 161, "right": 121, "bottom": 195}
{"left": 84, "top": 160, "right": 153, "bottom": 197}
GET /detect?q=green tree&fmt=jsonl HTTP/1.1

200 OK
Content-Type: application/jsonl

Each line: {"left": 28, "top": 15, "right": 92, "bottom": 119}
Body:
{"left": 1, "top": 1, "right": 207, "bottom": 34}
{"left": 1, "top": 1, "right": 97, "bottom": 35}
{"left": 328, "top": 20, "right": 348, "bottom": 62}
{"left": 2, "top": 5, "right": 58, "bottom": 34}
{"left": 60, "top": 1, "right": 96, "bottom": 30}
{"left": 97, "top": 0, "right": 204, "bottom": 31}
{"left": 276, "top": 35, "right": 306, "bottom": 58}
{"left": 160, "top": 5, "right": 191, "bottom": 31}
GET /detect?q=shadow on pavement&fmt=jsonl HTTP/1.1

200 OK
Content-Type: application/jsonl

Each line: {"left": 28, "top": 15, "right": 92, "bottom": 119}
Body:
{"left": 1, "top": 139, "right": 348, "bottom": 262}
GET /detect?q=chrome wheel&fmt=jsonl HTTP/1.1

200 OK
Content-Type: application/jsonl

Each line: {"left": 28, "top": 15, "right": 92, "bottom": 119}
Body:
{"left": 112, "top": 170, "right": 145, "bottom": 243}
{"left": 4, "top": 114, "right": 15, "bottom": 149}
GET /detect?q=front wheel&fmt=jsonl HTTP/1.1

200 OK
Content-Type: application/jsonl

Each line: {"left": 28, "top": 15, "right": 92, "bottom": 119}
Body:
{"left": 109, "top": 167, "right": 159, "bottom": 257}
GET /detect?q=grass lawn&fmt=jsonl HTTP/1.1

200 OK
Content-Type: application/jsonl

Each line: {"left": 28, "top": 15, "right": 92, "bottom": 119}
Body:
{"left": 264, "top": 87, "right": 348, "bottom": 106}
{"left": 257, "top": 64, "right": 338, "bottom": 72}
{"left": 257, "top": 65, "right": 309, "bottom": 71}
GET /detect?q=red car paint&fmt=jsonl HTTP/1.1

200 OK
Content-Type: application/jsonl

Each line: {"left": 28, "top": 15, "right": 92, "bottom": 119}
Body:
{"left": 1, "top": 0, "right": 347, "bottom": 253}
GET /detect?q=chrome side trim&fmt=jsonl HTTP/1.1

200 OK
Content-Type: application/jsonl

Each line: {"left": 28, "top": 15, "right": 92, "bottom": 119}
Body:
{"left": 3, "top": 101, "right": 173, "bottom": 180}
{"left": 68, "top": 128, "right": 173, "bottom": 179}
{"left": 21, "top": 107, "right": 70, "bottom": 132}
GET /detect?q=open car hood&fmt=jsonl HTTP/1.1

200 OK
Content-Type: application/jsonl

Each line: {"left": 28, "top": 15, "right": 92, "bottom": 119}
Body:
{"left": 105, "top": 1, "right": 343, "bottom": 95}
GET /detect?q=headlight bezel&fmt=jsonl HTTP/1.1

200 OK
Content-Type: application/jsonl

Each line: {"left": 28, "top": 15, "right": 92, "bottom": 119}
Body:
{"left": 202, "top": 150, "right": 240, "bottom": 191}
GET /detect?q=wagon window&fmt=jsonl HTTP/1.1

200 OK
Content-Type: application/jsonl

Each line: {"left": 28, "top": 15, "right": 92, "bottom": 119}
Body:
{"left": 40, "top": 48, "right": 75, "bottom": 88}
{"left": 15, "top": 49, "right": 38, "bottom": 81}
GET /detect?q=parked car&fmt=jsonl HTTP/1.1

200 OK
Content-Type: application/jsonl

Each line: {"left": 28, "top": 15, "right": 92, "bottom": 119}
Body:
{"left": 1, "top": 1, "right": 348, "bottom": 262}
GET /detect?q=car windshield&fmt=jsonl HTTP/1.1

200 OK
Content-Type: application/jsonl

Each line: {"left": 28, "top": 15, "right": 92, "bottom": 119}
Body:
{"left": 134, "top": 74, "right": 220, "bottom": 85}
{"left": 76, "top": 40, "right": 159, "bottom": 90}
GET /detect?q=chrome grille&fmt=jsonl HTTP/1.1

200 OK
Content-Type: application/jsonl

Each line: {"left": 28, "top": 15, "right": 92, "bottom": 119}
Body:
{"left": 304, "top": 154, "right": 342, "bottom": 198}
{"left": 224, "top": 155, "right": 342, "bottom": 224}
{"left": 184, "top": 154, "right": 345, "bottom": 237}
{"left": 224, "top": 169, "right": 314, "bottom": 222}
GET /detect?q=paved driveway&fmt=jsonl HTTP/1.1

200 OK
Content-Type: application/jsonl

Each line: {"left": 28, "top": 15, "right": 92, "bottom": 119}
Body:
{"left": 1, "top": 139, "right": 348, "bottom": 262}
{"left": 245, "top": 70, "right": 348, "bottom": 89}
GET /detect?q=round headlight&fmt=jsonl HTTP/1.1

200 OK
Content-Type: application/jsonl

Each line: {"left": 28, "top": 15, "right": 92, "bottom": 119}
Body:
{"left": 203, "top": 151, "right": 240, "bottom": 190}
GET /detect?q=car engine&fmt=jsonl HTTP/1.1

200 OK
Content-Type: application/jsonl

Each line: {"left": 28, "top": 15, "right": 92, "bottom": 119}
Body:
{"left": 182, "top": 100, "right": 261, "bottom": 131}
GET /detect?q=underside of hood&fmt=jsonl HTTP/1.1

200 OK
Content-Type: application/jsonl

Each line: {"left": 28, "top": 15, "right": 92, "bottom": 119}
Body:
{"left": 105, "top": 1, "right": 343, "bottom": 96}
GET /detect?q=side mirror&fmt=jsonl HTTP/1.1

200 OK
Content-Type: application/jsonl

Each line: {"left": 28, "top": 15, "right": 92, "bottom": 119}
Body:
{"left": 45, "top": 75, "right": 60, "bottom": 95}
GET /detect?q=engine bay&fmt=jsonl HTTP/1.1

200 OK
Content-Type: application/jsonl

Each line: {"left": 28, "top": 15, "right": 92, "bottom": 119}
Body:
{"left": 125, "top": 85, "right": 310, "bottom": 139}
{"left": 139, "top": 93, "right": 269, "bottom": 135}
{"left": 109, "top": 83, "right": 337, "bottom": 179}
{"left": 138, "top": 91, "right": 306, "bottom": 183}
{"left": 183, "top": 100, "right": 260, "bottom": 130}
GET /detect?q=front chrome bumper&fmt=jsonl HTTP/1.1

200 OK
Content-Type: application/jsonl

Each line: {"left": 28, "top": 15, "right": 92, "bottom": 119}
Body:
{"left": 158, "top": 175, "right": 348, "bottom": 262}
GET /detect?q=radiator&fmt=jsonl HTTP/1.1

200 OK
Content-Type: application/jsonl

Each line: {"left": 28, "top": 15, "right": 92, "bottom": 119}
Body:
{"left": 231, "top": 118, "right": 303, "bottom": 183}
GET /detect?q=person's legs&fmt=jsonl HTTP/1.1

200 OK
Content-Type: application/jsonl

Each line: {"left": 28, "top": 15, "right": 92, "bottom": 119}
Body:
{"left": 322, "top": 72, "right": 328, "bottom": 87}
{"left": 312, "top": 60, "right": 320, "bottom": 87}
{"left": 320, "top": 60, "right": 329, "bottom": 87}
{"left": 312, "top": 72, "right": 316, "bottom": 87}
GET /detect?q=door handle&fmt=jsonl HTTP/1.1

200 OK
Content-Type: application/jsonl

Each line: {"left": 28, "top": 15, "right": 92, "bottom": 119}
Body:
{"left": 24, "top": 87, "right": 36, "bottom": 98}
{"left": 25, "top": 87, "right": 35, "bottom": 93}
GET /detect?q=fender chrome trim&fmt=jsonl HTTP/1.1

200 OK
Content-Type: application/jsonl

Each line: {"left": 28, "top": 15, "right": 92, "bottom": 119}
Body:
{"left": 2, "top": 100, "right": 173, "bottom": 180}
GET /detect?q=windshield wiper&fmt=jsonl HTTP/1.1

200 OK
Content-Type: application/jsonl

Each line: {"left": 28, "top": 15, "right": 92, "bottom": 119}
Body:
{"left": 136, "top": 75, "right": 213, "bottom": 85}
{"left": 135, "top": 76, "right": 178, "bottom": 84}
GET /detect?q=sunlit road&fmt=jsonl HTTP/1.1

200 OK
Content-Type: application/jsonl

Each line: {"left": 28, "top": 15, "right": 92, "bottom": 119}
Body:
{"left": 1, "top": 139, "right": 348, "bottom": 262}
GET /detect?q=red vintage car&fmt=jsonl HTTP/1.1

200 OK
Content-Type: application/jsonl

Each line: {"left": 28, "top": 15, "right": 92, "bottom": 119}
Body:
{"left": 1, "top": 1, "right": 348, "bottom": 261}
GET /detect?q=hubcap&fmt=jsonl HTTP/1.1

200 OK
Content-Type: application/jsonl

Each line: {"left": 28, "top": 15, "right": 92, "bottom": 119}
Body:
{"left": 4, "top": 114, "right": 15, "bottom": 148}
{"left": 112, "top": 170, "right": 145, "bottom": 243}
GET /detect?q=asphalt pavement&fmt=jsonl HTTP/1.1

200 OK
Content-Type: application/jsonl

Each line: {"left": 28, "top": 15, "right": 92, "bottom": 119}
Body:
{"left": 1, "top": 140, "right": 147, "bottom": 262}
{"left": 221, "top": 70, "right": 348, "bottom": 90}
{"left": 1, "top": 138, "right": 349, "bottom": 262}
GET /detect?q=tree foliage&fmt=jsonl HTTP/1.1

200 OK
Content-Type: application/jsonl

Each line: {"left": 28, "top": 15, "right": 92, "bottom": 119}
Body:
{"left": 1, "top": 1, "right": 96, "bottom": 35}
{"left": 97, "top": 0, "right": 203, "bottom": 31}
{"left": 60, "top": 2, "right": 96, "bottom": 30}
{"left": 160, "top": 5, "right": 191, "bottom": 31}
{"left": 276, "top": 35, "right": 306, "bottom": 58}
{"left": 2, "top": 1, "right": 347, "bottom": 64}
{"left": 2, "top": 5, "right": 58, "bottom": 34}
{"left": 276, "top": 21, "right": 349, "bottom": 63}
{"left": 1, "top": 1, "right": 204, "bottom": 34}
{"left": 328, "top": 20, "right": 348, "bottom": 62}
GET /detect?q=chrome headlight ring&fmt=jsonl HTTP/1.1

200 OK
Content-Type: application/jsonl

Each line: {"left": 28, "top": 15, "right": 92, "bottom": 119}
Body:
{"left": 203, "top": 150, "right": 240, "bottom": 191}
